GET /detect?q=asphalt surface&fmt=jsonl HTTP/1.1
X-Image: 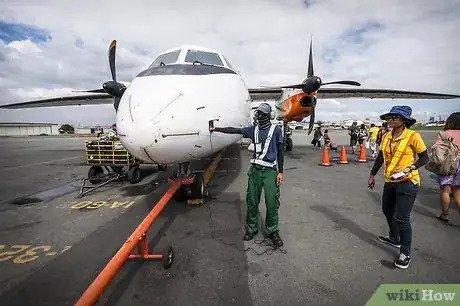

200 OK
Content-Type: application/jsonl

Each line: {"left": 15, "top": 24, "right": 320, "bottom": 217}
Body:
{"left": 0, "top": 130, "right": 459, "bottom": 305}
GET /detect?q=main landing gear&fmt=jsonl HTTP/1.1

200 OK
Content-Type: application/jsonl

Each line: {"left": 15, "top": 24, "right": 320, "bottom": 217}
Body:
{"left": 171, "top": 162, "right": 205, "bottom": 202}
{"left": 283, "top": 121, "right": 293, "bottom": 152}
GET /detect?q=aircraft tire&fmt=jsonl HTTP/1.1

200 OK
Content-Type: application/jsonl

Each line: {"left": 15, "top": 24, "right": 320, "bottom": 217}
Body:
{"left": 190, "top": 173, "right": 204, "bottom": 199}
{"left": 128, "top": 166, "right": 141, "bottom": 184}
{"left": 88, "top": 166, "right": 103, "bottom": 184}
{"left": 173, "top": 186, "right": 188, "bottom": 202}
{"left": 286, "top": 137, "right": 293, "bottom": 151}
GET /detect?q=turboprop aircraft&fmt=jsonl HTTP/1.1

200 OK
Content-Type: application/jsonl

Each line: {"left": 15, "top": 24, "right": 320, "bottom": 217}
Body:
{"left": 1, "top": 39, "right": 460, "bottom": 197}
{"left": 248, "top": 38, "right": 460, "bottom": 151}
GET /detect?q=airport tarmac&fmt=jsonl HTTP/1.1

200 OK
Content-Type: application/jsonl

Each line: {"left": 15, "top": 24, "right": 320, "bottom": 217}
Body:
{"left": 0, "top": 130, "right": 459, "bottom": 306}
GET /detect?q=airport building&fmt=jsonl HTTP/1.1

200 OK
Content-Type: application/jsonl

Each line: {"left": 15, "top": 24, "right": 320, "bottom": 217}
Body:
{"left": 75, "top": 125, "right": 111, "bottom": 135}
{"left": 0, "top": 122, "right": 59, "bottom": 136}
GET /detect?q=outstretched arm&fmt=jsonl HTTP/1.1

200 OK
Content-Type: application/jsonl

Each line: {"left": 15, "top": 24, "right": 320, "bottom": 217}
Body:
{"left": 212, "top": 127, "right": 243, "bottom": 134}
{"left": 211, "top": 125, "right": 254, "bottom": 139}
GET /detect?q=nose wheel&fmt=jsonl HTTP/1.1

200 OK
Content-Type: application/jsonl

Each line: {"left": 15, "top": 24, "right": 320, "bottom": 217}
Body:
{"left": 172, "top": 163, "right": 205, "bottom": 202}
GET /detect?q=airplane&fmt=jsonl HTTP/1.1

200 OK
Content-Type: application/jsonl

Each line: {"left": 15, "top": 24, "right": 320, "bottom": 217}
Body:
{"left": 1, "top": 39, "right": 460, "bottom": 199}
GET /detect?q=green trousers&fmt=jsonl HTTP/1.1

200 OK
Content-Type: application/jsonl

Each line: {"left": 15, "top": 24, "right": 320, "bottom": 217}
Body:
{"left": 245, "top": 165, "right": 281, "bottom": 235}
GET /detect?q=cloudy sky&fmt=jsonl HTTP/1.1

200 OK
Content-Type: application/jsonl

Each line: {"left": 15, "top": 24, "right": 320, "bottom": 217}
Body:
{"left": 1, "top": 0, "right": 459, "bottom": 126}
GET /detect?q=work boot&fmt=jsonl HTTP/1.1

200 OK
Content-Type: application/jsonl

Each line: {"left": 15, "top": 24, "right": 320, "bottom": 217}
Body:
{"left": 243, "top": 231, "right": 257, "bottom": 241}
{"left": 268, "top": 232, "right": 283, "bottom": 248}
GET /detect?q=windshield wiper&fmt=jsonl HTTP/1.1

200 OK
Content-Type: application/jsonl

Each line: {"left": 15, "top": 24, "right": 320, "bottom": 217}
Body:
{"left": 192, "top": 60, "right": 217, "bottom": 67}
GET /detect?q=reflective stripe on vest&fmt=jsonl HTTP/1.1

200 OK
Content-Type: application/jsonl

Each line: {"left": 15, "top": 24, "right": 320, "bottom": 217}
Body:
{"left": 250, "top": 124, "right": 277, "bottom": 167}
{"left": 381, "top": 129, "right": 415, "bottom": 180}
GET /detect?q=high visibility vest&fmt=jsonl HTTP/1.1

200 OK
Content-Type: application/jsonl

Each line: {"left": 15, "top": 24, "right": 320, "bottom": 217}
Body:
{"left": 250, "top": 124, "right": 277, "bottom": 168}
{"left": 381, "top": 129, "right": 416, "bottom": 182}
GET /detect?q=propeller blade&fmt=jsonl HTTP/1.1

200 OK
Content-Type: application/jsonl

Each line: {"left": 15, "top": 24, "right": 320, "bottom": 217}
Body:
{"left": 321, "top": 80, "right": 361, "bottom": 86}
{"left": 308, "top": 109, "right": 315, "bottom": 135}
{"left": 73, "top": 89, "right": 107, "bottom": 93}
{"left": 109, "top": 40, "right": 117, "bottom": 82}
{"left": 280, "top": 84, "right": 304, "bottom": 89}
{"left": 307, "top": 36, "right": 314, "bottom": 78}
{"left": 114, "top": 97, "right": 121, "bottom": 112}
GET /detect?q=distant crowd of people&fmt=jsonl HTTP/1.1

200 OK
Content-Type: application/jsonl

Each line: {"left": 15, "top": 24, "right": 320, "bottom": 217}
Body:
{"left": 310, "top": 121, "right": 392, "bottom": 156}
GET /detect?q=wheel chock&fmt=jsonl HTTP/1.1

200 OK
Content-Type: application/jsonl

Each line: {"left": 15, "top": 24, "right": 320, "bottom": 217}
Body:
{"left": 187, "top": 198, "right": 204, "bottom": 205}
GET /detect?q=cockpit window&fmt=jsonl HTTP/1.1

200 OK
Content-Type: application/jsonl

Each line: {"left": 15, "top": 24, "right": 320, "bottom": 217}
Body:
{"left": 222, "top": 55, "right": 235, "bottom": 71}
{"left": 184, "top": 50, "right": 224, "bottom": 66}
{"left": 149, "top": 50, "right": 181, "bottom": 68}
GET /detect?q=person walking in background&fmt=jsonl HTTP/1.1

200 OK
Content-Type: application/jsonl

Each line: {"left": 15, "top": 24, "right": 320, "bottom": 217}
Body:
{"left": 348, "top": 121, "right": 359, "bottom": 154}
{"left": 358, "top": 123, "right": 368, "bottom": 147}
{"left": 368, "top": 123, "right": 380, "bottom": 157}
{"left": 433, "top": 112, "right": 460, "bottom": 223}
{"left": 368, "top": 105, "right": 428, "bottom": 269}
{"left": 322, "top": 128, "right": 331, "bottom": 148}
{"left": 311, "top": 126, "right": 323, "bottom": 148}
{"left": 376, "top": 122, "right": 390, "bottom": 148}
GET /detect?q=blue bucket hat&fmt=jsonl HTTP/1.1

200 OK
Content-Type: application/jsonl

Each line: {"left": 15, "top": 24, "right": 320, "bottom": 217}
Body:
{"left": 380, "top": 105, "right": 416, "bottom": 126}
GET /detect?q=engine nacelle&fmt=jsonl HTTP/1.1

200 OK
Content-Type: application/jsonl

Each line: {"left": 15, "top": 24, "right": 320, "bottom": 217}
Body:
{"left": 299, "top": 95, "right": 317, "bottom": 107}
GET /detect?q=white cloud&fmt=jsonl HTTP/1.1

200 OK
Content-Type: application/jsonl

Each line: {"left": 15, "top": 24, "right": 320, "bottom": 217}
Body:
{"left": 0, "top": 0, "right": 459, "bottom": 125}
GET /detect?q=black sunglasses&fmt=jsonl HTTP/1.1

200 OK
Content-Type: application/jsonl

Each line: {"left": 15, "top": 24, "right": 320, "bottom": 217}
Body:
{"left": 385, "top": 115, "right": 403, "bottom": 120}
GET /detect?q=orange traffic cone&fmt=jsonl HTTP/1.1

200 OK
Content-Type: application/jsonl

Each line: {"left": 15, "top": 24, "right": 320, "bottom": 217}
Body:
{"left": 319, "top": 145, "right": 332, "bottom": 167}
{"left": 357, "top": 143, "right": 367, "bottom": 163}
{"left": 338, "top": 144, "right": 349, "bottom": 164}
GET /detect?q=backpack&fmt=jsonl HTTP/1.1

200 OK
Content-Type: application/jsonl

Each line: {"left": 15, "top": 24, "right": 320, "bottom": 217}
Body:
{"left": 425, "top": 131, "right": 459, "bottom": 176}
{"left": 350, "top": 127, "right": 359, "bottom": 138}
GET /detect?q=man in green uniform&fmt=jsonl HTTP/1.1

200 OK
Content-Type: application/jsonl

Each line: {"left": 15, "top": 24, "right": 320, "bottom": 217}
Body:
{"left": 209, "top": 103, "right": 284, "bottom": 247}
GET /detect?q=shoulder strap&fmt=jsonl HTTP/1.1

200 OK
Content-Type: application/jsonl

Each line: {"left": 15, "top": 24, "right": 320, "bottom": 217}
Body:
{"left": 253, "top": 126, "right": 259, "bottom": 160}
{"left": 258, "top": 124, "right": 276, "bottom": 161}
{"left": 438, "top": 131, "right": 452, "bottom": 142}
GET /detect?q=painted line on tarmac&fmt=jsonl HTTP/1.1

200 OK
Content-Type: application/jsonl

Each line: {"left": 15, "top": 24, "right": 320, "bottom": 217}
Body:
{"left": 0, "top": 244, "right": 72, "bottom": 265}
{"left": 0, "top": 156, "right": 80, "bottom": 172}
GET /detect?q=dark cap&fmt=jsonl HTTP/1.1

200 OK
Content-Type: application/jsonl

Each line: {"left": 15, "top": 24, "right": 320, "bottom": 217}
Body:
{"left": 256, "top": 103, "right": 272, "bottom": 115}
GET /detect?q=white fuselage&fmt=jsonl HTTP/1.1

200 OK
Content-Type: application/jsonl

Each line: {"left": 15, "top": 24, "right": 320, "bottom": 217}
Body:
{"left": 115, "top": 66, "right": 251, "bottom": 164}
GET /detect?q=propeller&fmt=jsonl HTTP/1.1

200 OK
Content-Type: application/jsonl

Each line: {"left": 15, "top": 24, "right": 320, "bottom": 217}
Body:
{"left": 279, "top": 37, "right": 361, "bottom": 135}
{"left": 76, "top": 40, "right": 127, "bottom": 111}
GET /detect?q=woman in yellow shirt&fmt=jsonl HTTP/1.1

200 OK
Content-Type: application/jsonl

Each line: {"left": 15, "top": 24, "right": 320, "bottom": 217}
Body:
{"left": 368, "top": 105, "right": 429, "bottom": 269}
{"left": 368, "top": 123, "right": 380, "bottom": 157}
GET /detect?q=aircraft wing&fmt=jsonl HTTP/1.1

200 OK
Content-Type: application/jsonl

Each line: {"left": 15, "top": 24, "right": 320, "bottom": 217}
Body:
{"left": 249, "top": 88, "right": 283, "bottom": 100}
{"left": 316, "top": 88, "right": 460, "bottom": 99}
{"left": 248, "top": 87, "right": 460, "bottom": 100}
{"left": 0, "top": 93, "right": 113, "bottom": 109}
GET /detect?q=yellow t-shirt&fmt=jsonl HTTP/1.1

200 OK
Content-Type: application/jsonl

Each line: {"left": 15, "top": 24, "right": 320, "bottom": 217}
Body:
{"left": 369, "top": 127, "right": 379, "bottom": 140}
{"left": 380, "top": 128, "right": 427, "bottom": 185}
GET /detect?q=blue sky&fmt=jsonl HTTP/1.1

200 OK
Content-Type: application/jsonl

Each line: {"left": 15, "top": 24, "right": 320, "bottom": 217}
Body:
{"left": 0, "top": 0, "right": 459, "bottom": 125}
{"left": 0, "top": 21, "right": 50, "bottom": 44}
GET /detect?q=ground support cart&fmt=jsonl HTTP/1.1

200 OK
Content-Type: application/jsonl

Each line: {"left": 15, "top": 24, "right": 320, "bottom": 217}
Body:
{"left": 77, "top": 139, "right": 150, "bottom": 198}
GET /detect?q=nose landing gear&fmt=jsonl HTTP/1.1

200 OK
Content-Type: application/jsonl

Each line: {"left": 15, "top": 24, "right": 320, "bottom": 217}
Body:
{"left": 172, "top": 162, "right": 205, "bottom": 202}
